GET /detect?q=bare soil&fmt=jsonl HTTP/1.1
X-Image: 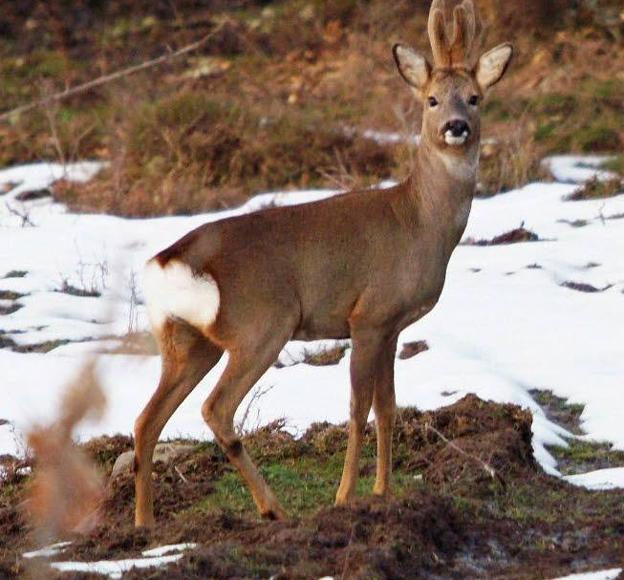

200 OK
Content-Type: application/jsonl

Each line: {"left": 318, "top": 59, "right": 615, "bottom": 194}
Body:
{"left": 2, "top": 395, "right": 623, "bottom": 578}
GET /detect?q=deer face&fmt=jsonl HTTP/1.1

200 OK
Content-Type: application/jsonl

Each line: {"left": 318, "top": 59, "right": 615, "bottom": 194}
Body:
{"left": 421, "top": 69, "right": 482, "bottom": 150}
{"left": 393, "top": 0, "right": 512, "bottom": 154}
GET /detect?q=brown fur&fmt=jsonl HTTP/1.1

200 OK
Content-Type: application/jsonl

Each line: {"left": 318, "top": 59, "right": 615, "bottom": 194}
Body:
{"left": 134, "top": 0, "right": 513, "bottom": 527}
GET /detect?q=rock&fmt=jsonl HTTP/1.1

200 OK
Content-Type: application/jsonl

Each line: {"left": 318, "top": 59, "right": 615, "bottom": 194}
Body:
{"left": 110, "top": 442, "right": 195, "bottom": 479}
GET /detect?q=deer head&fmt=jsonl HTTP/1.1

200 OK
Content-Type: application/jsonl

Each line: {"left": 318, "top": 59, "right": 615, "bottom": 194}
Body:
{"left": 393, "top": 0, "right": 512, "bottom": 155}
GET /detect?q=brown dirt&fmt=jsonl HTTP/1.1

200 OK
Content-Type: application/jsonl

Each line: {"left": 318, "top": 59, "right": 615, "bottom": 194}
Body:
{"left": 398, "top": 340, "right": 429, "bottom": 360}
{"left": 2, "top": 395, "right": 623, "bottom": 578}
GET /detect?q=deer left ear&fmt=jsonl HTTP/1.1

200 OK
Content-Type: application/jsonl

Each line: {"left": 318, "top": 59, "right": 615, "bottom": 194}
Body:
{"left": 393, "top": 44, "right": 432, "bottom": 95}
{"left": 476, "top": 43, "right": 513, "bottom": 92}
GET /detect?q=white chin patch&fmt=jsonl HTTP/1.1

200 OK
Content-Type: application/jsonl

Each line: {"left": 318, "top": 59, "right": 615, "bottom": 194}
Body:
{"left": 143, "top": 259, "right": 220, "bottom": 332}
{"left": 444, "top": 131, "right": 469, "bottom": 146}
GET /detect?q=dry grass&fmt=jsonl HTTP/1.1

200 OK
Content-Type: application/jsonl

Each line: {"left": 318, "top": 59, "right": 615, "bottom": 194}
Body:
{"left": 566, "top": 176, "right": 623, "bottom": 201}
{"left": 1, "top": 0, "right": 623, "bottom": 215}
{"left": 53, "top": 89, "right": 396, "bottom": 216}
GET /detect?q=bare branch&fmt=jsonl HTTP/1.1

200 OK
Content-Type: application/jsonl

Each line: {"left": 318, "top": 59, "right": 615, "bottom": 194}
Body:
{"left": 425, "top": 422, "right": 504, "bottom": 486}
{"left": 0, "top": 22, "right": 226, "bottom": 123}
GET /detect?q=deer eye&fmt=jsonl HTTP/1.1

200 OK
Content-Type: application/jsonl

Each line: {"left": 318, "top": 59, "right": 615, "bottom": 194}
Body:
{"left": 428, "top": 96, "right": 439, "bottom": 108}
{"left": 468, "top": 95, "right": 479, "bottom": 106}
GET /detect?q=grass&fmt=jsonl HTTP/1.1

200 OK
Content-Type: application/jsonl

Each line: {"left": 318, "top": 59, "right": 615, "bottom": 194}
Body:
{"left": 603, "top": 155, "right": 624, "bottom": 176}
{"left": 548, "top": 439, "right": 624, "bottom": 476}
{"left": 566, "top": 176, "right": 623, "bottom": 200}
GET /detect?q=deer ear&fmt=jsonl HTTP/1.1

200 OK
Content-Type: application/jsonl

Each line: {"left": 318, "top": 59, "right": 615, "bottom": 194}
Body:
{"left": 393, "top": 44, "right": 431, "bottom": 94}
{"left": 476, "top": 43, "right": 513, "bottom": 92}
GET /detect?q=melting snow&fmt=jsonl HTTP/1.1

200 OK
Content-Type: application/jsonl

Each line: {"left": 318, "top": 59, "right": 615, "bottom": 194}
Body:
{"left": 549, "top": 568, "right": 623, "bottom": 580}
{"left": 50, "top": 554, "right": 184, "bottom": 578}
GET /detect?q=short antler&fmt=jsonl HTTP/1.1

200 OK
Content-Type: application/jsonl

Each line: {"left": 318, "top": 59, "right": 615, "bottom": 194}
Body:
{"left": 428, "top": 0, "right": 451, "bottom": 68}
{"left": 428, "top": 0, "right": 479, "bottom": 69}
{"left": 450, "top": 0, "right": 478, "bottom": 67}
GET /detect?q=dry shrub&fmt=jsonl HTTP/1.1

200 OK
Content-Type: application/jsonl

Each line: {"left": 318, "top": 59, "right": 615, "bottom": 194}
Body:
{"left": 478, "top": 124, "right": 546, "bottom": 197}
{"left": 566, "top": 176, "right": 623, "bottom": 201}
{"left": 26, "top": 362, "right": 106, "bottom": 538}
{"left": 55, "top": 90, "right": 396, "bottom": 216}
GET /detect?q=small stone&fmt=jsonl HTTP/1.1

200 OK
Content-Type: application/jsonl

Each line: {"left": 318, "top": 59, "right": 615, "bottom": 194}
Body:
{"left": 110, "top": 442, "right": 195, "bottom": 479}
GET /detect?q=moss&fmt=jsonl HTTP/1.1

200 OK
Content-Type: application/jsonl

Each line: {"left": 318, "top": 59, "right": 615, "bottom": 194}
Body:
{"left": 577, "top": 123, "right": 621, "bottom": 152}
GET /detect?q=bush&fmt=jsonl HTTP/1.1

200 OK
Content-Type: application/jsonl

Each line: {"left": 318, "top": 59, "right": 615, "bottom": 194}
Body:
{"left": 55, "top": 89, "right": 397, "bottom": 216}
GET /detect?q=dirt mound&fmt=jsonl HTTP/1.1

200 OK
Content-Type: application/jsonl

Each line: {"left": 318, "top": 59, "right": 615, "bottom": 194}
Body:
{"left": 3, "top": 395, "right": 624, "bottom": 578}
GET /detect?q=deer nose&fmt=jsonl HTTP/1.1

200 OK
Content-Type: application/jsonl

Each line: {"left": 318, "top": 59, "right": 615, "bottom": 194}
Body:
{"left": 444, "top": 120, "right": 471, "bottom": 138}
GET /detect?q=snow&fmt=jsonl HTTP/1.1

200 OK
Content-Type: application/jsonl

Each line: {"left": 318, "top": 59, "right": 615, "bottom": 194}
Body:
{"left": 549, "top": 568, "right": 623, "bottom": 580}
{"left": 23, "top": 541, "right": 72, "bottom": 559}
{"left": 542, "top": 155, "right": 617, "bottom": 184}
{"left": 50, "top": 554, "right": 184, "bottom": 578}
{"left": 0, "top": 156, "right": 623, "bottom": 491}
{"left": 141, "top": 543, "right": 198, "bottom": 557}
{"left": 564, "top": 467, "right": 624, "bottom": 491}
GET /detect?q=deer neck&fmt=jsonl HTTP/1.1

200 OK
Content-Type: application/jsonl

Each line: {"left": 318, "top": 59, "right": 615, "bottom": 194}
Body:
{"left": 411, "top": 135, "right": 478, "bottom": 234}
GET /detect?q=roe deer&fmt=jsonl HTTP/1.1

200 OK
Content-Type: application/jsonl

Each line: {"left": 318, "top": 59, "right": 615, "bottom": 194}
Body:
{"left": 134, "top": 0, "right": 513, "bottom": 526}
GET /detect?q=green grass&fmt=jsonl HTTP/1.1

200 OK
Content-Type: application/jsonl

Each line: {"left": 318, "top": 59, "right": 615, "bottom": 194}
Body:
{"left": 548, "top": 439, "right": 624, "bottom": 476}
{"left": 603, "top": 155, "right": 624, "bottom": 177}
{"left": 189, "top": 452, "right": 420, "bottom": 517}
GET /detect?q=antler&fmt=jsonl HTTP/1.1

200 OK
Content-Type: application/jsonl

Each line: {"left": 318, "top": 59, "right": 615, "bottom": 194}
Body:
{"left": 428, "top": 0, "right": 479, "bottom": 69}
{"left": 450, "top": 0, "right": 478, "bottom": 67}
{"left": 428, "top": 0, "right": 451, "bottom": 68}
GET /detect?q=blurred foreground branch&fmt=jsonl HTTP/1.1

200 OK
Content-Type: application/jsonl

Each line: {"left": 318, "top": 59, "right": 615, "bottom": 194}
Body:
{"left": 26, "top": 361, "right": 107, "bottom": 541}
{"left": 0, "top": 22, "right": 226, "bottom": 123}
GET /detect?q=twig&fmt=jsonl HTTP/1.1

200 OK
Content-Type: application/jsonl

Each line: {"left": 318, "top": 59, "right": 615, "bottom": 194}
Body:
{"left": 425, "top": 422, "right": 504, "bottom": 486}
{"left": 0, "top": 22, "right": 226, "bottom": 123}
{"left": 236, "top": 384, "right": 275, "bottom": 436}
{"left": 174, "top": 465, "right": 189, "bottom": 484}
{"left": 5, "top": 202, "right": 34, "bottom": 227}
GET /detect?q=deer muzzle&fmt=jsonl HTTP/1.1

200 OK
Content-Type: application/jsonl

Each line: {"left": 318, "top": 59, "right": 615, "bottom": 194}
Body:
{"left": 442, "top": 119, "right": 471, "bottom": 146}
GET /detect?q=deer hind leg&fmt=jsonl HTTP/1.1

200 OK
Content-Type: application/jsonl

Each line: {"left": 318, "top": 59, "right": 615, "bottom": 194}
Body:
{"left": 201, "top": 328, "right": 292, "bottom": 520}
{"left": 134, "top": 319, "right": 223, "bottom": 528}
{"left": 335, "top": 330, "right": 394, "bottom": 506}
{"left": 372, "top": 336, "right": 397, "bottom": 497}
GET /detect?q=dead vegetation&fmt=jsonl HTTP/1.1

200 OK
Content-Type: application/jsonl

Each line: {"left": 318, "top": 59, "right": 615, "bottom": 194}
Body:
{"left": 1, "top": 1, "right": 623, "bottom": 214}
{"left": 464, "top": 226, "right": 541, "bottom": 246}
{"left": 566, "top": 175, "right": 623, "bottom": 201}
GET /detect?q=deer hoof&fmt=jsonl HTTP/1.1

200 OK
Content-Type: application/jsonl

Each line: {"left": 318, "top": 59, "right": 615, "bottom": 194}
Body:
{"left": 261, "top": 504, "right": 288, "bottom": 521}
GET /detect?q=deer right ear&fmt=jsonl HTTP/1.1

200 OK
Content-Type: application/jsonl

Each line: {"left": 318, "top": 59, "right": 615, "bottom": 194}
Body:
{"left": 393, "top": 44, "right": 431, "bottom": 94}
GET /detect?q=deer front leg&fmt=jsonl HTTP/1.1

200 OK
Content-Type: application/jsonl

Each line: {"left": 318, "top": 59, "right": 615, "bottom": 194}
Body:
{"left": 372, "top": 337, "right": 397, "bottom": 497}
{"left": 336, "top": 330, "right": 392, "bottom": 506}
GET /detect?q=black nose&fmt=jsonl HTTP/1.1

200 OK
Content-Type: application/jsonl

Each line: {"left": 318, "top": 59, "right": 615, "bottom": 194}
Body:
{"left": 444, "top": 120, "right": 470, "bottom": 137}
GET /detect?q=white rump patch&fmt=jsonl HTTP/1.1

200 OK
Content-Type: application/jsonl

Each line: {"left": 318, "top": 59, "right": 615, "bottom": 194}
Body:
{"left": 143, "top": 259, "right": 220, "bottom": 331}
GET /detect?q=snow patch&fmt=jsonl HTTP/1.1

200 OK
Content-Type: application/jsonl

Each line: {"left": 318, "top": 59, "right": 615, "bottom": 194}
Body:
{"left": 564, "top": 467, "right": 624, "bottom": 491}
{"left": 50, "top": 554, "right": 184, "bottom": 578}
{"left": 23, "top": 541, "right": 72, "bottom": 559}
{"left": 548, "top": 568, "right": 623, "bottom": 580}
